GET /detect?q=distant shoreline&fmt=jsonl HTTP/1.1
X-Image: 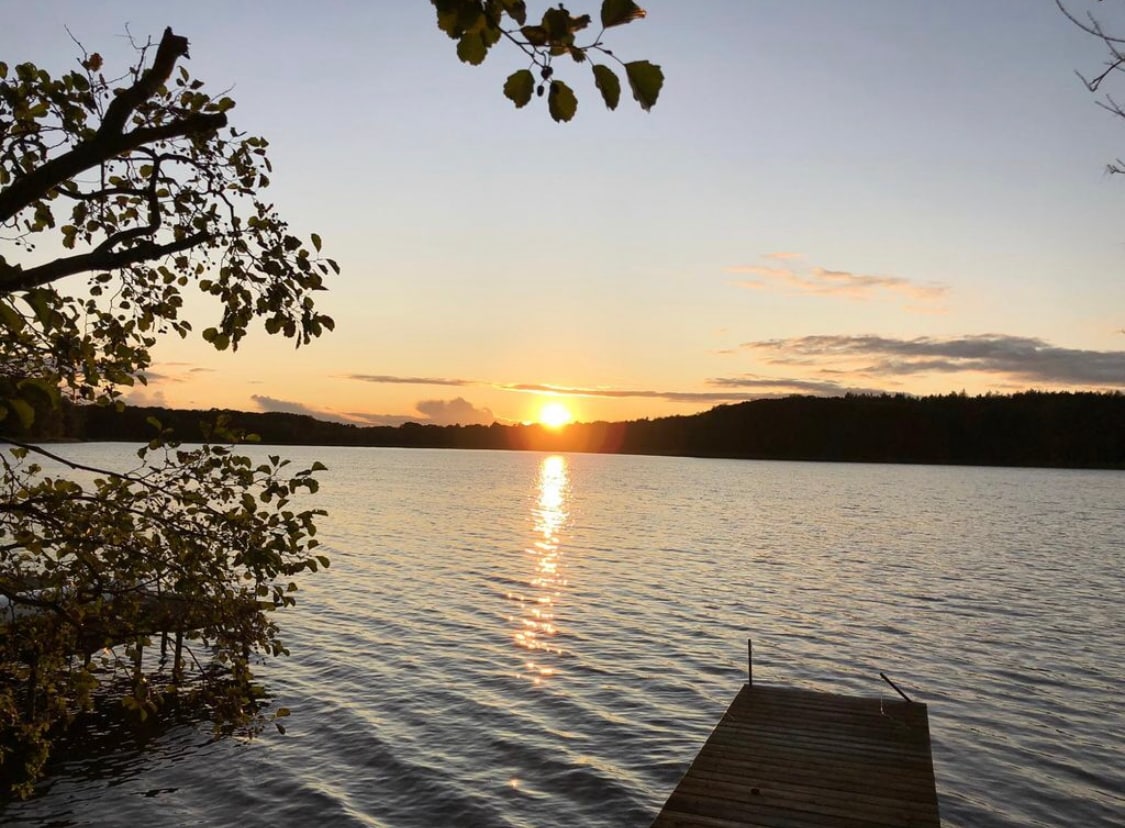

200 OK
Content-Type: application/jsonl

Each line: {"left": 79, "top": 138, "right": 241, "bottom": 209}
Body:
{"left": 14, "top": 391, "right": 1124, "bottom": 471}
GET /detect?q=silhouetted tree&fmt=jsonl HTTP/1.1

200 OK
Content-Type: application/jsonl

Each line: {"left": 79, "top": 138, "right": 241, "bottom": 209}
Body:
{"left": 0, "top": 28, "right": 334, "bottom": 795}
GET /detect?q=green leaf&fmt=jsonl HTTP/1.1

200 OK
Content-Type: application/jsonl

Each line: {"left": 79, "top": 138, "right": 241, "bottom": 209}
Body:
{"left": 503, "top": 69, "right": 535, "bottom": 108}
{"left": 548, "top": 80, "right": 578, "bottom": 123}
{"left": 624, "top": 60, "right": 663, "bottom": 111}
{"left": 310, "top": 233, "right": 322, "bottom": 253}
{"left": 457, "top": 32, "right": 488, "bottom": 65}
{"left": 0, "top": 61, "right": 7, "bottom": 79}
{"left": 8, "top": 399, "right": 35, "bottom": 430}
{"left": 592, "top": 64, "right": 621, "bottom": 110}
{"left": 542, "top": 7, "right": 572, "bottom": 40}
{"left": 0, "top": 301, "right": 24, "bottom": 333}
{"left": 499, "top": 0, "right": 527, "bottom": 25}
{"left": 601, "top": 0, "right": 647, "bottom": 28}
{"left": 520, "top": 25, "right": 549, "bottom": 46}
{"left": 17, "top": 378, "right": 60, "bottom": 410}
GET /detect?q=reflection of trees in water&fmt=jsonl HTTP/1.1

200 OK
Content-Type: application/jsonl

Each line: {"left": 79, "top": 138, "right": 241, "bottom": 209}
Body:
{"left": 507, "top": 456, "right": 569, "bottom": 684}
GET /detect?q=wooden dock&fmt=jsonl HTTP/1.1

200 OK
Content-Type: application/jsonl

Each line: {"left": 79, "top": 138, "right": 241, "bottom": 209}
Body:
{"left": 652, "top": 659, "right": 941, "bottom": 827}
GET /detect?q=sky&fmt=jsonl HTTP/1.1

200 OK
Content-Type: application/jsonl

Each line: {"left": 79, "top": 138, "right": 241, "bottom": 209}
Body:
{"left": 4, "top": 1, "right": 1125, "bottom": 426}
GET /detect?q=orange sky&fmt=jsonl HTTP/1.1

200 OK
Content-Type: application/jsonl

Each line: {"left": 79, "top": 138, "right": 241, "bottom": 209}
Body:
{"left": 7, "top": 2, "right": 1125, "bottom": 426}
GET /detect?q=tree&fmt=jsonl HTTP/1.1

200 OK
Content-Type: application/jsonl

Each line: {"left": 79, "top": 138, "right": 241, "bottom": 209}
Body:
{"left": 431, "top": 0, "right": 663, "bottom": 122}
{"left": 1058, "top": 0, "right": 1125, "bottom": 171}
{"left": 0, "top": 28, "right": 335, "bottom": 795}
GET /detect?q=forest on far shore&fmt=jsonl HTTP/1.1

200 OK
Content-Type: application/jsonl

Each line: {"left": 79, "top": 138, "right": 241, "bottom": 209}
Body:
{"left": 13, "top": 391, "right": 1125, "bottom": 470}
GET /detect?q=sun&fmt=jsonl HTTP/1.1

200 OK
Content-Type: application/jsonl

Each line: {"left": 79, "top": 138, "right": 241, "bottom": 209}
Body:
{"left": 538, "top": 402, "right": 574, "bottom": 429}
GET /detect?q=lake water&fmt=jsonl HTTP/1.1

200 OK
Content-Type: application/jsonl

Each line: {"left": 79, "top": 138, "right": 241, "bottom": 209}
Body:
{"left": 3, "top": 445, "right": 1123, "bottom": 827}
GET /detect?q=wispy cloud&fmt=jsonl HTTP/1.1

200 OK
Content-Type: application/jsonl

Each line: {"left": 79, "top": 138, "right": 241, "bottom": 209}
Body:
{"left": 706, "top": 375, "right": 888, "bottom": 396}
{"left": 347, "top": 375, "right": 765, "bottom": 405}
{"left": 348, "top": 374, "right": 472, "bottom": 387}
{"left": 499, "top": 382, "right": 762, "bottom": 404}
{"left": 764, "top": 251, "right": 803, "bottom": 261}
{"left": 742, "top": 334, "right": 1125, "bottom": 387}
{"left": 727, "top": 258, "right": 947, "bottom": 310}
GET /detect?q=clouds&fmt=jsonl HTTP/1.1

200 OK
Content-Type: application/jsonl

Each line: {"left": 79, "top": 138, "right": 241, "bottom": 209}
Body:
{"left": 415, "top": 397, "right": 494, "bottom": 425}
{"left": 251, "top": 393, "right": 494, "bottom": 426}
{"left": 348, "top": 374, "right": 470, "bottom": 387}
{"left": 251, "top": 395, "right": 355, "bottom": 423}
{"left": 345, "top": 375, "right": 764, "bottom": 405}
{"left": 706, "top": 375, "right": 888, "bottom": 397}
{"left": 741, "top": 334, "right": 1125, "bottom": 388}
{"left": 727, "top": 257, "right": 947, "bottom": 311}
{"left": 336, "top": 329, "right": 1124, "bottom": 428}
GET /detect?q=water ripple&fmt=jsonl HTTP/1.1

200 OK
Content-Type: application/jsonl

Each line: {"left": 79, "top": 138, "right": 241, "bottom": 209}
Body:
{"left": 3, "top": 448, "right": 1123, "bottom": 827}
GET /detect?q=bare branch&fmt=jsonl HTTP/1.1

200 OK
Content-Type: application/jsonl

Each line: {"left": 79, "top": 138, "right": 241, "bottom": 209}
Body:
{"left": 99, "top": 28, "right": 190, "bottom": 137}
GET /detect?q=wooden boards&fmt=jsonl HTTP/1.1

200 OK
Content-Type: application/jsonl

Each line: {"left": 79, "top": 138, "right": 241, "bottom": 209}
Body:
{"left": 652, "top": 683, "right": 941, "bottom": 827}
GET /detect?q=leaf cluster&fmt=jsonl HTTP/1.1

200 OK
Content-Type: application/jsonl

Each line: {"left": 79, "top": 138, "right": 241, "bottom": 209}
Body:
{"left": 0, "top": 430, "right": 328, "bottom": 795}
{"left": 432, "top": 0, "right": 664, "bottom": 122}
{"left": 0, "top": 30, "right": 338, "bottom": 427}
{"left": 0, "top": 29, "right": 335, "bottom": 795}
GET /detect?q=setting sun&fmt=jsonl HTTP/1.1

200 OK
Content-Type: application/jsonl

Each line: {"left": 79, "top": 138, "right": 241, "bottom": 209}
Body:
{"left": 538, "top": 402, "right": 574, "bottom": 429}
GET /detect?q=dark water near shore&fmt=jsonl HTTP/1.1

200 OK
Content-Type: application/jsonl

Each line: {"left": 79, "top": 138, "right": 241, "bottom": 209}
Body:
{"left": 4, "top": 446, "right": 1124, "bottom": 826}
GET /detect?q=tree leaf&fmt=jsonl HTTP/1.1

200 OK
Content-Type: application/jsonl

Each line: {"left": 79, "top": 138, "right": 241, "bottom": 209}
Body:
{"left": 624, "top": 60, "right": 664, "bottom": 111}
{"left": 601, "top": 0, "right": 647, "bottom": 28}
{"left": 457, "top": 32, "right": 488, "bottom": 65}
{"left": 548, "top": 80, "right": 578, "bottom": 123}
{"left": 310, "top": 233, "right": 322, "bottom": 253}
{"left": 8, "top": 398, "right": 35, "bottom": 430}
{"left": 520, "top": 25, "right": 549, "bottom": 46}
{"left": 499, "top": 0, "right": 528, "bottom": 25}
{"left": 503, "top": 69, "right": 535, "bottom": 108}
{"left": 542, "top": 8, "right": 572, "bottom": 40}
{"left": 592, "top": 64, "right": 621, "bottom": 110}
{"left": 0, "top": 301, "right": 24, "bottom": 333}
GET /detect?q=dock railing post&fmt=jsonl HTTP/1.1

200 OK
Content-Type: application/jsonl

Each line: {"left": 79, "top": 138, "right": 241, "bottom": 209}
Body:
{"left": 747, "top": 638, "right": 752, "bottom": 686}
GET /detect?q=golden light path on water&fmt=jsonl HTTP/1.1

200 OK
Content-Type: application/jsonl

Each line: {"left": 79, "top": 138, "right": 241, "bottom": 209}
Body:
{"left": 509, "top": 454, "right": 569, "bottom": 685}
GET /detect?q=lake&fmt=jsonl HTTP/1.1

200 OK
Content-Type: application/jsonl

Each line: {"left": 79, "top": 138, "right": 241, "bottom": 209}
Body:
{"left": 3, "top": 445, "right": 1123, "bottom": 826}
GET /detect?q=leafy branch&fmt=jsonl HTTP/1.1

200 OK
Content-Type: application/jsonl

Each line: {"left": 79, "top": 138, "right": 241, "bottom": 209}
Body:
{"left": 432, "top": 0, "right": 664, "bottom": 122}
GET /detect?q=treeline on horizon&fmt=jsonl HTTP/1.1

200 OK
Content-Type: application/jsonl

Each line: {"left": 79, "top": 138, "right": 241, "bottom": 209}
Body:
{"left": 16, "top": 390, "right": 1124, "bottom": 469}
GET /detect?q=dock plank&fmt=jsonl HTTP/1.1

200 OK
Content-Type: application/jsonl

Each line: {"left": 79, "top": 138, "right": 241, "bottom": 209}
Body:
{"left": 651, "top": 683, "right": 940, "bottom": 828}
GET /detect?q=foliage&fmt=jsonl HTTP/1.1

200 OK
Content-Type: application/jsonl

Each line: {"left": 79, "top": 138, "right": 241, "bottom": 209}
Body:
{"left": 0, "top": 28, "right": 333, "bottom": 796}
{"left": 431, "top": 0, "right": 663, "bottom": 122}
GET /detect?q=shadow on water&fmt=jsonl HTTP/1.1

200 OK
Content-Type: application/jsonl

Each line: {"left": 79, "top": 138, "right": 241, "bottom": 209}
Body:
{"left": 1, "top": 671, "right": 265, "bottom": 814}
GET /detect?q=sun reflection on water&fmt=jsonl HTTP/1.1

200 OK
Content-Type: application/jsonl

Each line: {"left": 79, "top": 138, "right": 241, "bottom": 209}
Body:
{"left": 507, "top": 455, "right": 569, "bottom": 684}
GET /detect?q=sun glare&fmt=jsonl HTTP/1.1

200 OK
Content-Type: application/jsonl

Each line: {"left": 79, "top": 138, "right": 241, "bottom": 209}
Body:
{"left": 538, "top": 402, "right": 573, "bottom": 429}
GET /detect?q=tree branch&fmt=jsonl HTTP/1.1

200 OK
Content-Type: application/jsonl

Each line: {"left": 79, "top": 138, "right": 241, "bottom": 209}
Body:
{"left": 0, "top": 112, "right": 226, "bottom": 225}
{"left": 99, "top": 28, "right": 190, "bottom": 137}
{"left": 0, "top": 230, "right": 212, "bottom": 292}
